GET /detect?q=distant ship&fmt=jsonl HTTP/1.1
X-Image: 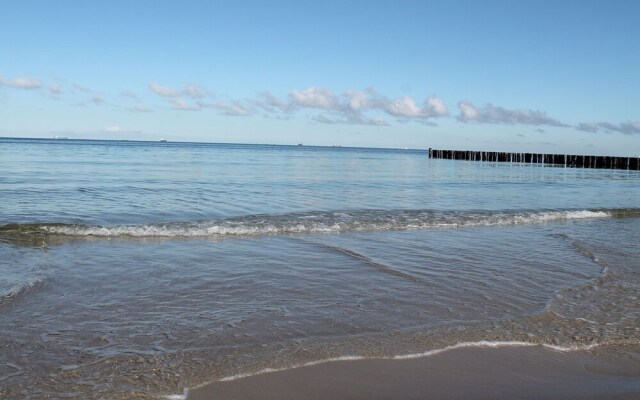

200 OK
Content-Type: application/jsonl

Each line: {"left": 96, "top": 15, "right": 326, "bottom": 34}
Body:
{"left": 297, "top": 143, "right": 303, "bottom": 146}
{"left": 160, "top": 139, "right": 168, "bottom": 143}
{"left": 53, "top": 136, "right": 68, "bottom": 140}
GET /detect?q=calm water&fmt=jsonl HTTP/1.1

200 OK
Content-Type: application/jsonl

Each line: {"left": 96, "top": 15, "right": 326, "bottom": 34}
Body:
{"left": 1, "top": 138, "right": 639, "bottom": 399}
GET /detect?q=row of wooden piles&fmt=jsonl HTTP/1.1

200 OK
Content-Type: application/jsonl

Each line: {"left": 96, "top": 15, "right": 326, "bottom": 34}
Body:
{"left": 428, "top": 148, "right": 640, "bottom": 170}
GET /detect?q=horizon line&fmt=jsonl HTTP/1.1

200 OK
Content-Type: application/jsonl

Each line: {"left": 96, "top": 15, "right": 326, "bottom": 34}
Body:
{"left": 0, "top": 136, "right": 425, "bottom": 152}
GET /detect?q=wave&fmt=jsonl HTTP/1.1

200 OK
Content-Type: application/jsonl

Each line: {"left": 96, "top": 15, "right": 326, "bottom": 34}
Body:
{"left": 1, "top": 278, "right": 47, "bottom": 307}
{"left": 164, "top": 339, "right": 601, "bottom": 398}
{"left": 216, "top": 340, "right": 600, "bottom": 382}
{"left": 1, "top": 208, "right": 632, "bottom": 242}
{"left": 300, "top": 239, "right": 428, "bottom": 284}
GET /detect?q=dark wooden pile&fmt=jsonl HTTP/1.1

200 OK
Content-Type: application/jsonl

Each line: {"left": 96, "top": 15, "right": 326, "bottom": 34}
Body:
{"left": 428, "top": 148, "right": 640, "bottom": 170}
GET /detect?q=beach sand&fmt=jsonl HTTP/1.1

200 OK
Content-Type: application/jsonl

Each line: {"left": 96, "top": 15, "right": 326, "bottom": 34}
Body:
{"left": 187, "top": 345, "right": 640, "bottom": 400}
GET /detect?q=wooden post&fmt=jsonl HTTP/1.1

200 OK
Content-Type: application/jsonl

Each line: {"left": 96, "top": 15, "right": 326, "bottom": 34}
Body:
{"left": 427, "top": 149, "right": 638, "bottom": 170}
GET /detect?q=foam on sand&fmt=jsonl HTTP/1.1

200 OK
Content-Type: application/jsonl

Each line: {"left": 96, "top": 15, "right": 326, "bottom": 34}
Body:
{"left": 183, "top": 343, "right": 640, "bottom": 400}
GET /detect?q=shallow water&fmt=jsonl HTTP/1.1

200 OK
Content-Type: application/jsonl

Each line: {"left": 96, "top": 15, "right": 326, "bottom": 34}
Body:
{"left": 1, "top": 138, "right": 639, "bottom": 398}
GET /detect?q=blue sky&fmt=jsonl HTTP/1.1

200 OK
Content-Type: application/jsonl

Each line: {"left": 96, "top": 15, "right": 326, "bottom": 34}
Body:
{"left": 1, "top": 0, "right": 639, "bottom": 155}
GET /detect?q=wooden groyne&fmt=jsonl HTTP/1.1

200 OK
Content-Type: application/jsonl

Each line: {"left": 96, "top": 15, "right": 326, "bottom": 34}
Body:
{"left": 428, "top": 149, "right": 640, "bottom": 170}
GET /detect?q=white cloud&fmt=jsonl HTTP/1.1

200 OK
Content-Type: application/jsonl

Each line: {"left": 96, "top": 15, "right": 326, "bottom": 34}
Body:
{"left": 49, "top": 85, "right": 61, "bottom": 95}
{"left": 215, "top": 100, "right": 251, "bottom": 116}
{"left": 12, "top": 77, "right": 42, "bottom": 89}
{"left": 576, "top": 121, "right": 640, "bottom": 135}
{"left": 184, "top": 85, "right": 205, "bottom": 99}
{"left": 149, "top": 82, "right": 207, "bottom": 99}
{"left": 264, "top": 86, "right": 447, "bottom": 126}
{"left": 256, "top": 91, "right": 292, "bottom": 112}
{"left": 457, "top": 101, "right": 567, "bottom": 127}
{"left": 575, "top": 122, "right": 599, "bottom": 133}
{"left": 1, "top": 76, "right": 42, "bottom": 89}
{"left": 289, "top": 86, "right": 338, "bottom": 109}
{"left": 149, "top": 82, "right": 181, "bottom": 97}
{"left": 170, "top": 98, "right": 200, "bottom": 111}
{"left": 425, "top": 96, "right": 448, "bottom": 117}
{"left": 385, "top": 96, "right": 423, "bottom": 117}
{"left": 369, "top": 118, "right": 390, "bottom": 126}
{"left": 133, "top": 83, "right": 444, "bottom": 126}
{"left": 383, "top": 95, "right": 448, "bottom": 119}
{"left": 458, "top": 101, "right": 479, "bottom": 121}
{"left": 344, "top": 90, "right": 370, "bottom": 110}
{"left": 148, "top": 82, "right": 209, "bottom": 112}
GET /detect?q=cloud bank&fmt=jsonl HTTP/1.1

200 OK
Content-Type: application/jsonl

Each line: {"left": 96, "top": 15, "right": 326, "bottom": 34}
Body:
{"left": 5, "top": 73, "right": 637, "bottom": 136}
{"left": 0, "top": 76, "right": 42, "bottom": 89}
{"left": 148, "top": 82, "right": 207, "bottom": 111}
{"left": 457, "top": 101, "right": 568, "bottom": 127}
{"left": 257, "top": 86, "right": 449, "bottom": 126}
{"left": 576, "top": 121, "right": 640, "bottom": 135}
{"left": 215, "top": 100, "right": 251, "bottom": 116}
{"left": 148, "top": 82, "right": 181, "bottom": 97}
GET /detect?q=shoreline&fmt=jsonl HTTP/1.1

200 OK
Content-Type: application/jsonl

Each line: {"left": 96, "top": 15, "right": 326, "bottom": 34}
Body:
{"left": 185, "top": 344, "right": 640, "bottom": 400}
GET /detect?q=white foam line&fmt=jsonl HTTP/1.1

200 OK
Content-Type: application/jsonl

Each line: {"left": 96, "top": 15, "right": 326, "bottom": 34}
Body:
{"left": 174, "top": 339, "right": 602, "bottom": 396}
{"left": 542, "top": 342, "right": 600, "bottom": 352}
{"left": 391, "top": 340, "right": 600, "bottom": 360}
{"left": 217, "top": 355, "right": 366, "bottom": 382}
{"left": 576, "top": 317, "right": 598, "bottom": 324}
{"left": 44, "top": 210, "right": 612, "bottom": 238}
{"left": 164, "top": 356, "right": 369, "bottom": 398}
{"left": 164, "top": 389, "right": 189, "bottom": 400}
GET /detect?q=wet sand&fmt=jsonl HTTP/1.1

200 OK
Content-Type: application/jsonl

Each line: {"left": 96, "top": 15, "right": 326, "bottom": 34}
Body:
{"left": 187, "top": 345, "right": 640, "bottom": 400}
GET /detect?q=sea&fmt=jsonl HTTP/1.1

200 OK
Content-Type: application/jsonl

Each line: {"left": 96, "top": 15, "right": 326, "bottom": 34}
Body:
{"left": 1, "top": 137, "right": 639, "bottom": 399}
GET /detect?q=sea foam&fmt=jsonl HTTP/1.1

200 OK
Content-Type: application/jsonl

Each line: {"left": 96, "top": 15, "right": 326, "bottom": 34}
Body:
{"left": 181, "top": 339, "right": 602, "bottom": 389}
{"left": 34, "top": 209, "right": 611, "bottom": 239}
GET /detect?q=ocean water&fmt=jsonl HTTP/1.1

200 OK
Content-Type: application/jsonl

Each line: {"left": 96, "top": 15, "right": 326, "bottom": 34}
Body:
{"left": 1, "top": 137, "right": 639, "bottom": 399}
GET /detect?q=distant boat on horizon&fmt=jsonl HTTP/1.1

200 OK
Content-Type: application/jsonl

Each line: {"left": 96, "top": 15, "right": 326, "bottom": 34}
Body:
{"left": 297, "top": 142, "right": 303, "bottom": 146}
{"left": 53, "top": 136, "right": 68, "bottom": 140}
{"left": 160, "top": 139, "right": 168, "bottom": 142}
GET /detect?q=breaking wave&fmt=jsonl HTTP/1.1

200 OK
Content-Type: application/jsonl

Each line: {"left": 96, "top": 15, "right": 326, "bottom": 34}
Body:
{"left": 1, "top": 279, "right": 47, "bottom": 307}
{"left": 0, "top": 208, "right": 631, "bottom": 242}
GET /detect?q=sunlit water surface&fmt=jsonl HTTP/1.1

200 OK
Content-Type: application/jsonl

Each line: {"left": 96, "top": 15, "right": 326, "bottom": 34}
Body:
{"left": 1, "top": 138, "right": 639, "bottom": 399}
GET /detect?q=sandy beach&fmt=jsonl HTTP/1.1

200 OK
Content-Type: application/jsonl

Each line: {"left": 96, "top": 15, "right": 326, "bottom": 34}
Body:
{"left": 187, "top": 345, "right": 640, "bottom": 400}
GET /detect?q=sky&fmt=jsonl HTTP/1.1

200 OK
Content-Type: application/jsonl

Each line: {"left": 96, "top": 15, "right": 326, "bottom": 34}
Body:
{"left": 1, "top": 0, "right": 639, "bottom": 155}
